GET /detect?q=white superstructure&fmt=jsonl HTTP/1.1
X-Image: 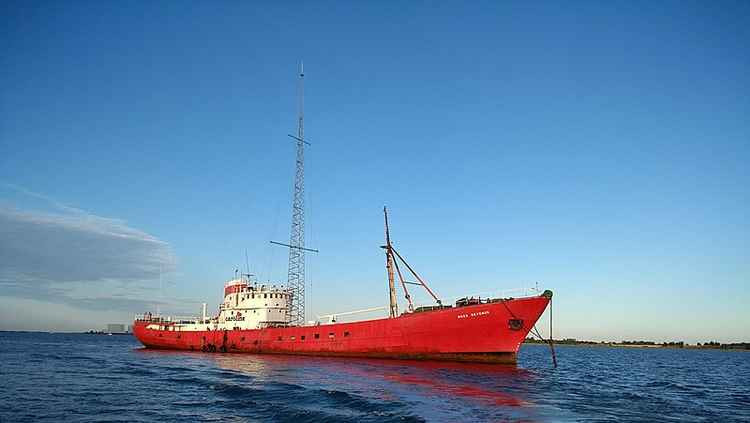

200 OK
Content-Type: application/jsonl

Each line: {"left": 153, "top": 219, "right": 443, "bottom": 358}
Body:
{"left": 217, "top": 278, "right": 290, "bottom": 329}
{"left": 138, "top": 275, "right": 291, "bottom": 332}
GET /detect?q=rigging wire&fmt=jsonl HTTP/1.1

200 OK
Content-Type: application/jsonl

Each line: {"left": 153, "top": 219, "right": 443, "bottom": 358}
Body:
{"left": 306, "top": 184, "right": 314, "bottom": 321}
{"left": 500, "top": 297, "right": 557, "bottom": 368}
{"left": 262, "top": 199, "right": 283, "bottom": 284}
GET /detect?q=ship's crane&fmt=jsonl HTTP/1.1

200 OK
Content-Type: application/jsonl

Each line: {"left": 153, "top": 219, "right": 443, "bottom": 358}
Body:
{"left": 381, "top": 207, "right": 442, "bottom": 317}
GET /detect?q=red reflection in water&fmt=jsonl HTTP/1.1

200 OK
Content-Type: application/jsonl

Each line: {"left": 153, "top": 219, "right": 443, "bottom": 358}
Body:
{"left": 135, "top": 349, "right": 532, "bottom": 407}
{"left": 383, "top": 372, "right": 527, "bottom": 406}
{"left": 315, "top": 357, "right": 534, "bottom": 407}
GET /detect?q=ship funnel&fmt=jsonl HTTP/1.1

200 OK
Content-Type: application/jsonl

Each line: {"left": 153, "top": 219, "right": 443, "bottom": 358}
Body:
{"left": 201, "top": 303, "right": 207, "bottom": 322}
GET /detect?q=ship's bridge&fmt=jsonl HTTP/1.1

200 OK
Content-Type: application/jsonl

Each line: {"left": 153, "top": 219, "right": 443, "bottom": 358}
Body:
{"left": 218, "top": 279, "right": 291, "bottom": 329}
{"left": 224, "top": 278, "right": 249, "bottom": 297}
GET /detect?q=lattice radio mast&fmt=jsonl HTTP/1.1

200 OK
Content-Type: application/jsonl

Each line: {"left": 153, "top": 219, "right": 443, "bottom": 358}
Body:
{"left": 271, "top": 63, "right": 318, "bottom": 325}
{"left": 286, "top": 61, "right": 307, "bottom": 327}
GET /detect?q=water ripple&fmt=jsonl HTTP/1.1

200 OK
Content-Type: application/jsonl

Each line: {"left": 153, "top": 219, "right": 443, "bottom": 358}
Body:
{"left": 1, "top": 333, "right": 749, "bottom": 422}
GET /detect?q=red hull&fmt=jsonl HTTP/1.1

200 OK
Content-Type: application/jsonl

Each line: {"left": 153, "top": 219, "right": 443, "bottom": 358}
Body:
{"left": 134, "top": 295, "right": 550, "bottom": 364}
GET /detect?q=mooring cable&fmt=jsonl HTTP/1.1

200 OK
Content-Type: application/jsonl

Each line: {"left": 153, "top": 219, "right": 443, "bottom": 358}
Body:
{"left": 525, "top": 297, "right": 557, "bottom": 368}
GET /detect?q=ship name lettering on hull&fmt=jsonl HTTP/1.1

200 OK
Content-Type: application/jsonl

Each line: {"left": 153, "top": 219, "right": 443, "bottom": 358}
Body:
{"left": 457, "top": 310, "right": 490, "bottom": 319}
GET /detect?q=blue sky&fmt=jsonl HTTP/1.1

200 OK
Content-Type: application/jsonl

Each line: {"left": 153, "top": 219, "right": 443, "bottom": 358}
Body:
{"left": 1, "top": 1, "right": 748, "bottom": 342}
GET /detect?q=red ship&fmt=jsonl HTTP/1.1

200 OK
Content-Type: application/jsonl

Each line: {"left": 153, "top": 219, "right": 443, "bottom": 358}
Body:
{"left": 133, "top": 292, "right": 551, "bottom": 364}
{"left": 133, "top": 66, "right": 552, "bottom": 364}
{"left": 133, "top": 207, "right": 552, "bottom": 364}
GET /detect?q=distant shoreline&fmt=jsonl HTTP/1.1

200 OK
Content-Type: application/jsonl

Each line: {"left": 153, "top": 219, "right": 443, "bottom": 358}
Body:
{"left": 524, "top": 338, "right": 750, "bottom": 351}
{"left": 0, "top": 330, "right": 132, "bottom": 335}
{"left": 85, "top": 331, "right": 133, "bottom": 336}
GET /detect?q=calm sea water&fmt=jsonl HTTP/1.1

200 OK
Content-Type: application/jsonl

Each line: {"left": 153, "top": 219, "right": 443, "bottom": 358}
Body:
{"left": 1, "top": 332, "right": 748, "bottom": 422}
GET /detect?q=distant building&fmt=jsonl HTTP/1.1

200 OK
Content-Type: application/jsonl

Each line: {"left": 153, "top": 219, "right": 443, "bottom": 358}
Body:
{"left": 106, "top": 323, "right": 126, "bottom": 333}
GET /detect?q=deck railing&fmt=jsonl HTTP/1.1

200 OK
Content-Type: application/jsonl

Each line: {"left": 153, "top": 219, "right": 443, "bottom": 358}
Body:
{"left": 134, "top": 313, "right": 202, "bottom": 323}
{"left": 412, "top": 285, "right": 542, "bottom": 311}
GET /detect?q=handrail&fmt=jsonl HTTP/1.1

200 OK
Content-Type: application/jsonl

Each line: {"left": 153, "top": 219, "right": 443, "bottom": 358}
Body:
{"left": 411, "top": 286, "right": 542, "bottom": 311}
{"left": 134, "top": 313, "right": 202, "bottom": 322}
{"left": 317, "top": 306, "right": 388, "bottom": 324}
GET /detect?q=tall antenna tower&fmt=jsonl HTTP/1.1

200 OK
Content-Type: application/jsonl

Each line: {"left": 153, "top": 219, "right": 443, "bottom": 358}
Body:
{"left": 271, "top": 62, "right": 317, "bottom": 325}
{"left": 287, "top": 62, "right": 307, "bottom": 325}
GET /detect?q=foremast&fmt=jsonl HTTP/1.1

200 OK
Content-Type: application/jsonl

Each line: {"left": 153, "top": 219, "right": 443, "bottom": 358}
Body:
{"left": 381, "top": 207, "right": 442, "bottom": 317}
{"left": 383, "top": 207, "right": 399, "bottom": 317}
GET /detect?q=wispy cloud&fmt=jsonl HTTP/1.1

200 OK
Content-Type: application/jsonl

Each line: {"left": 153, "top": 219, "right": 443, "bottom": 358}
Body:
{"left": 0, "top": 185, "right": 177, "bottom": 320}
